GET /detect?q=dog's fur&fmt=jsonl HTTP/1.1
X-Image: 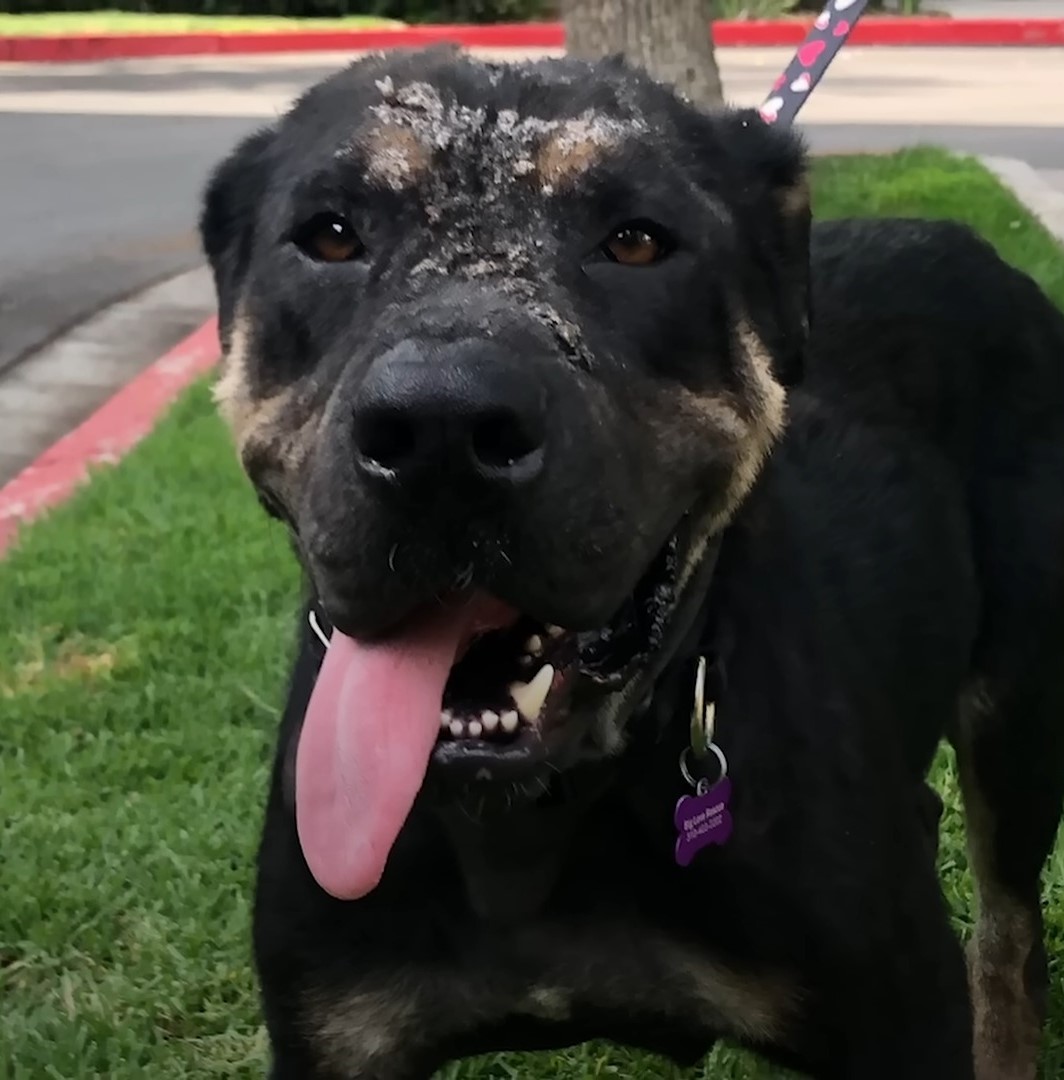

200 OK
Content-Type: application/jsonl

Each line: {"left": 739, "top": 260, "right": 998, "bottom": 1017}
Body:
{"left": 199, "top": 47, "right": 1064, "bottom": 1079}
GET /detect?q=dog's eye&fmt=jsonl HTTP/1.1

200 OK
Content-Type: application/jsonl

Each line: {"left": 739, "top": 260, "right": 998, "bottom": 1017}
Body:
{"left": 601, "top": 221, "right": 670, "bottom": 266}
{"left": 294, "top": 213, "right": 363, "bottom": 263}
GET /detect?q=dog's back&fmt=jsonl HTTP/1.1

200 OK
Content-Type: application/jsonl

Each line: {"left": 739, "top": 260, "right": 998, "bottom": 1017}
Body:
{"left": 807, "top": 216, "right": 1064, "bottom": 665}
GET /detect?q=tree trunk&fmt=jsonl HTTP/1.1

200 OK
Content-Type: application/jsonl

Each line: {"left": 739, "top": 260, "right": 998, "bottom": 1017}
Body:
{"left": 562, "top": 0, "right": 724, "bottom": 110}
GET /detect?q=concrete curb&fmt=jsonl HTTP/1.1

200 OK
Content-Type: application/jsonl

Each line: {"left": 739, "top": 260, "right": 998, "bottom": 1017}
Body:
{"left": 979, "top": 156, "right": 1064, "bottom": 246}
{"left": 2, "top": 17, "right": 1064, "bottom": 62}
{"left": 0, "top": 317, "right": 219, "bottom": 555}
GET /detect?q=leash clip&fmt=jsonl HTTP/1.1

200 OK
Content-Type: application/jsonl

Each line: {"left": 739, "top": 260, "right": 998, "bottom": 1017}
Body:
{"left": 689, "top": 654, "right": 716, "bottom": 757}
{"left": 679, "top": 655, "right": 727, "bottom": 795}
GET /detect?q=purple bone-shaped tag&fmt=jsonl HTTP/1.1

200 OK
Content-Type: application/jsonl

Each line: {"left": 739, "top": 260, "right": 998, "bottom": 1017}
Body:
{"left": 673, "top": 776, "right": 733, "bottom": 866}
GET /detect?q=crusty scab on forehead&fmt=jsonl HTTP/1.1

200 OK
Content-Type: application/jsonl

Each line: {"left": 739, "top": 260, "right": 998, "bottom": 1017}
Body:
{"left": 353, "top": 77, "right": 648, "bottom": 195}
{"left": 363, "top": 122, "right": 432, "bottom": 191}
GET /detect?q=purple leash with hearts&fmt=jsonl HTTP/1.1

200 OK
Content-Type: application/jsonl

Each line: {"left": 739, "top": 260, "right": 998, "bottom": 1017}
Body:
{"left": 759, "top": 0, "right": 872, "bottom": 127}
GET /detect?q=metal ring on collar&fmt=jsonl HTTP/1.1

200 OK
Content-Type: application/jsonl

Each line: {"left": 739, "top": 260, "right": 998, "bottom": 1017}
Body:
{"left": 679, "top": 742, "right": 728, "bottom": 792}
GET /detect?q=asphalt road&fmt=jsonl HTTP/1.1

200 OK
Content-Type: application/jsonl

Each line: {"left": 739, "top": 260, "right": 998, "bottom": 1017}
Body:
{"left": 0, "top": 47, "right": 1062, "bottom": 377}
{"left": 0, "top": 112, "right": 250, "bottom": 376}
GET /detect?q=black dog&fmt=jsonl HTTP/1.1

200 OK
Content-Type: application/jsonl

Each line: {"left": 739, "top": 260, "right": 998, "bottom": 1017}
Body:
{"left": 199, "top": 47, "right": 1064, "bottom": 1079}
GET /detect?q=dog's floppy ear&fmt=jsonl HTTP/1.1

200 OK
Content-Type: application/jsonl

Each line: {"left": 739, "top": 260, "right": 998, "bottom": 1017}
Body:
{"left": 198, "top": 125, "right": 277, "bottom": 348}
{"left": 687, "top": 109, "right": 811, "bottom": 387}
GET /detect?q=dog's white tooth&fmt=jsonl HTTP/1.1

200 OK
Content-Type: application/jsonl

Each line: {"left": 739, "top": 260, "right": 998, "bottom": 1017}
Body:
{"left": 500, "top": 709, "right": 520, "bottom": 733}
{"left": 481, "top": 710, "right": 499, "bottom": 733}
{"left": 440, "top": 709, "right": 452, "bottom": 730}
{"left": 467, "top": 720, "right": 483, "bottom": 738}
{"left": 525, "top": 634, "right": 543, "bottom": 657}
{"left": 547, "top": 625, "right": 565, "bottom": 639}
{"left": 449, "top": 720, "right": 465, "bottom": 738}
{"left": 508, "top": 664, "right": 554, "bottom": 723}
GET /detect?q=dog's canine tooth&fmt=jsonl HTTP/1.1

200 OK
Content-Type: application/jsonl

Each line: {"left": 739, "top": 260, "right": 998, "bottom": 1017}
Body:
{"left": 481, "top": 710, "right": 499, "bottom": 733}
{"left": 525, "top": 634, "right": 543, "bottom": 657}
{"left": 449, "top": 720, "right": 465, "bottom": 738}
{"left": 500, "top": 709, "right": 520, "bottom": 734}
{"left": 509, "top": 664, "right": 554, "bottom": 723}
{"left": 440, "top": 710, "right": 452, "bottom": 731}
{"left": 467, "top": 720, "right": 483, "bottom": 738}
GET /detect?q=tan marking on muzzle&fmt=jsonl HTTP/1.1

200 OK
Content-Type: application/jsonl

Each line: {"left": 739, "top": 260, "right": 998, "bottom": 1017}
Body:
{"left": 593, "top": 322, "right": 786, "bottom": 757}
{"left": 212, "top": 314, "right": 319, "bottom": 505}
{"left": 675, "top": 318, "right": 787, "bottom": 541}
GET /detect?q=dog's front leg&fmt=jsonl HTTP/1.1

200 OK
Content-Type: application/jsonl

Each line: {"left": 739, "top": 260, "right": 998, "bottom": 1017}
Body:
{"left": 833, "top": 914, "right": 975, "bottom": 1080}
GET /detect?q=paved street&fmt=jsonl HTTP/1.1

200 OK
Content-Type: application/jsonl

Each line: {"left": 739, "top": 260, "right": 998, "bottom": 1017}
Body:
{"left": 0, "top": 45, "right": 1061, "bottom": 481}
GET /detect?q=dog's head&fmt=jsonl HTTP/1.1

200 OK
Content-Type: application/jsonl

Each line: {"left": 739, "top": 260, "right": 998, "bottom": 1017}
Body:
{"left": 201, "top": 47, "right": 809, "bottom": 899}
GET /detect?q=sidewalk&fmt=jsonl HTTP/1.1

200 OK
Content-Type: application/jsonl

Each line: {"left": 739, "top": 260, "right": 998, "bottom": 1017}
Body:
{"left": 936, "top": 0, "right": 1064, "bottom": 15}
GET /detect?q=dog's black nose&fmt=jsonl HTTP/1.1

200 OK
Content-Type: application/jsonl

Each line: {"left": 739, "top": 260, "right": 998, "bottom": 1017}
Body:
{"left": 351, "top": 339, "right": 547, "bottom": 492}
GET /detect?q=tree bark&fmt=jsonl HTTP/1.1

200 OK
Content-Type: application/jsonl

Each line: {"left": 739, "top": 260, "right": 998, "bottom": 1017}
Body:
{"left": 562, "top": 0, "right": 724, "bottom": 110}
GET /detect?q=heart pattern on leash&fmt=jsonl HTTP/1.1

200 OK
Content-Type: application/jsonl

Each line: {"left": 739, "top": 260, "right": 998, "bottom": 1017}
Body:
{"left": 797, "top": 39, "right": 826, "bottom": 67}
{"left": 758, "top": 0, "right": 869, "bottom": 129}
{"left": 759, "top": 96, "right": 784, "bottom": 123}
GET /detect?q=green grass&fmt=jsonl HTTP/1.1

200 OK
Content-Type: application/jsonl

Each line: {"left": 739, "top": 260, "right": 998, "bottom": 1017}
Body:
{"left": 0, "top": 12, "right": 401, "bottom": 36}
{"left": 2, "top": 147, "right": 1062, "bottom": 1079}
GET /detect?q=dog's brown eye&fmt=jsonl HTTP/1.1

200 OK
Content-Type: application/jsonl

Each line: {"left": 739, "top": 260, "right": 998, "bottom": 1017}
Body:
{"left": 602, "top": 222, "right": 668, "bottom": 266}
{"left": 295, "top": 213, "right": 363, "bottom": 263}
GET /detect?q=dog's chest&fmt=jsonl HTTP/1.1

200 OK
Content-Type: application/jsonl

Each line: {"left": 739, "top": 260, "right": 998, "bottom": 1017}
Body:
{"left": 305, "top": 916, "right": 796, "bottom": 1074}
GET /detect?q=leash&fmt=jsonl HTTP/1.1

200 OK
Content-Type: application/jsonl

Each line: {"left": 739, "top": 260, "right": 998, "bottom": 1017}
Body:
{"left": 759, "top": 0, "right": 871, "bottom": 128}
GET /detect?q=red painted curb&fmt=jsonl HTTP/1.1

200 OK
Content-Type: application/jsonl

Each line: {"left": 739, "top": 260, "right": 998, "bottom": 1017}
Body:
{"left": 1, "top": 17, "right": 1063, "bottom": 61}
{"left": 0, "top": 318, "right": 220, "bottom": 556}
{"left": 717, "top": 15, "right": 1064, "bottom": 45}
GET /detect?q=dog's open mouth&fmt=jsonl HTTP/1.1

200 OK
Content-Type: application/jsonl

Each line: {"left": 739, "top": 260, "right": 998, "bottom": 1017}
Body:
{"left": 295, "top": 532, "right": 680, "bottom": 902}
{"left": 436, "top": 534, "right": 679, "bottom": 752}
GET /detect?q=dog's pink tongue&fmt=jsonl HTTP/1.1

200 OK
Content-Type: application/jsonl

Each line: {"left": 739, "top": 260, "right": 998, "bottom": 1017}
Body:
{"left": 295, "top": 597, "right": 512, "bottom": 901}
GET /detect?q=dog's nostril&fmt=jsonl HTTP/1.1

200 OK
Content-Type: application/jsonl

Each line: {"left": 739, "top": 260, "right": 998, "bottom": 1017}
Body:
{"left": 351, "top": 341, "right": 549, "bottom": 490}
{"left": 470, "top": 411, "right": 543, "bottom": 471}
{"left": 354, "top": 410, "right": 418, "bottom": 470}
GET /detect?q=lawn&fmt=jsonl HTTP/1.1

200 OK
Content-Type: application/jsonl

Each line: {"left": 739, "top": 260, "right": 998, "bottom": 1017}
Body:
{"left": 2, "top": 148, "right": 1063, "bottom": 1079}
{"left": 0, "top": 12, "right": 401, "bottom": 36}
